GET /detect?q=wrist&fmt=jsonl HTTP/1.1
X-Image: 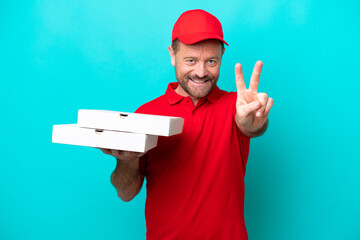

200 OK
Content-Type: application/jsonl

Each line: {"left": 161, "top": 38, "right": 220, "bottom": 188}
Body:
{"left": 238, "top": 119, "right": 269, "bottom": 138}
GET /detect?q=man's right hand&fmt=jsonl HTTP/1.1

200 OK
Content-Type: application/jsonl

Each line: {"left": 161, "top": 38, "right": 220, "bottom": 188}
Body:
{"left": 98, "top": 148, "right": 144, "bottom": 163}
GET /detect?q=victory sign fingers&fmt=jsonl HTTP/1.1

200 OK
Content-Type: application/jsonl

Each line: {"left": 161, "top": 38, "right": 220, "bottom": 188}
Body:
{"left": 235, "top": 61, "right": 263, "bottom": 95}
{"left": 234, "top": 61, "right": 273, "bottom": 135}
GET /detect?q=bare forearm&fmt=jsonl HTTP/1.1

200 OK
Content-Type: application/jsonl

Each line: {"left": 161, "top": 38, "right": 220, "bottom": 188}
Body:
{"left": 110, "top": 158, "right": 143, "bottom": 202}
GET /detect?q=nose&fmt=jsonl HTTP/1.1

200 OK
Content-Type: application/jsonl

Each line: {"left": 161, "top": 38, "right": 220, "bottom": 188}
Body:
{"left": 194, "top": 62, "right": 208, "bottom": 78}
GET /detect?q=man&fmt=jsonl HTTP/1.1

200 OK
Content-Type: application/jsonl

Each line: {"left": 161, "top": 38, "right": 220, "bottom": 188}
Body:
{"left": 100, "top": 9, "right": 273, "bottom": 239}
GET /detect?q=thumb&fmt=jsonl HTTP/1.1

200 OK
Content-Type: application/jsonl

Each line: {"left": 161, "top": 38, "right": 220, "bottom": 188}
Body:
{"left": 237, "top": 100, "right": 261, "bottom": 117}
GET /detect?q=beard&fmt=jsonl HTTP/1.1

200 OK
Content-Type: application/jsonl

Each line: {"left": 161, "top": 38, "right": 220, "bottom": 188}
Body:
{"left": 175, "top": 68, "right": 218, "bottom": 100}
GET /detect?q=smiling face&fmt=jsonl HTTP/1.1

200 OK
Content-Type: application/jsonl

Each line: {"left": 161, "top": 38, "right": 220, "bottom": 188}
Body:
{"left": 168, "top": 39, "right": 225, "bottom": 105}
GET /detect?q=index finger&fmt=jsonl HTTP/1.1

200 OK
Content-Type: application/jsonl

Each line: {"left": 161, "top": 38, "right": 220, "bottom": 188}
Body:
{"left": 235, "top": 63, "right": 247, "bottom": 92}
{"left": 249, "top": 60, "right": 263, "bottom": 92}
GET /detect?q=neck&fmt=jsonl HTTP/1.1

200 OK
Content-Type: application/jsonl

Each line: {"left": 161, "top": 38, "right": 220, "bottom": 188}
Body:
{"left": 174, "top": 85, "right": 199, "bottom": 106}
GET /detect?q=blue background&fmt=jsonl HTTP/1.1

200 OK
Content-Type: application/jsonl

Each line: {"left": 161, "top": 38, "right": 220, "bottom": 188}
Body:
{"left": 1, "top": 0, "right": 360, "bottom": 239}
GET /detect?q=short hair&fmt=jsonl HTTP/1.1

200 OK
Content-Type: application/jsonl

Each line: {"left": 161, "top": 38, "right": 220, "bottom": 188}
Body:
{"left": 171, "top": 39, "right": 225, "bottom": 54}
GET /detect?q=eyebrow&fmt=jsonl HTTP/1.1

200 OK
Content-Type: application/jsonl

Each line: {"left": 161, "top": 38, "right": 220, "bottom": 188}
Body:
{"left": 183, "top": 56, "right": 220, "bottom": 60}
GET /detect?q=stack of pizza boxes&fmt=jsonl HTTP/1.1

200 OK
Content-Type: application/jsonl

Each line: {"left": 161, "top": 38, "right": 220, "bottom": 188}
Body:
{"left": 52, "top": 109, "right": 184, "bottom": 152}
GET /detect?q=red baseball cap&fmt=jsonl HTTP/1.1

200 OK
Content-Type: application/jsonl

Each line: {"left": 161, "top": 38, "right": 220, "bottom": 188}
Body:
{"left": 172, "top": 9, "right": 229, "bottom": 46}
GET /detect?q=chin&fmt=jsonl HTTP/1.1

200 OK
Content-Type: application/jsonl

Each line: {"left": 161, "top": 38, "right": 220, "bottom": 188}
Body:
{"left": 187, "top": 86, "right": 213, "bottom": 99}
{"left": 177, "top": 77, "right": 217, "bottom": 99}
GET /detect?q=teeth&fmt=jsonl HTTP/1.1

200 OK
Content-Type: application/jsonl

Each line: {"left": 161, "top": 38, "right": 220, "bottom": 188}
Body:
{"left": 191, "top": 79, "right": 207, "bottom": 84}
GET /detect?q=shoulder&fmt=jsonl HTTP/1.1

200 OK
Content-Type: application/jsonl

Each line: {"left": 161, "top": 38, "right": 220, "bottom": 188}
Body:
{"left": 135, "top": 94, "right": 168, "bottom": 115}
{"left": 217, "top": 89, "right": 237, "bottom": 106}
{"left": 220, "top": 89, "right": 236, "bottom": 99}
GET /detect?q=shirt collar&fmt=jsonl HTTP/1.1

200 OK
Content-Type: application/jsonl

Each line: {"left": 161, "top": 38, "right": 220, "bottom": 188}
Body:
{"left": 166, "top": 82, "right": 184, "bottom": 105}
{"left": 206, "top": 84, "right": 222, "bottom": 104}
{"left": 165, "top": 82, "right": 222, "bottom": 105}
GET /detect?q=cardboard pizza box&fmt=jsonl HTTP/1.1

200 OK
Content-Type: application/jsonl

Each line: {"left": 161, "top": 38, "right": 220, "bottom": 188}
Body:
{"left": 52, "top": 124, "right": 158, "bottom": 153}
{"left": 77, "top": 109, "right": 184, "bottom": 136}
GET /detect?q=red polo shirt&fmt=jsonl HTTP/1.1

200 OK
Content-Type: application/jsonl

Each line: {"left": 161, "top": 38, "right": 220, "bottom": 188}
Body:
{"left": 135, "top": 82, "right": 251, "bottom": 240}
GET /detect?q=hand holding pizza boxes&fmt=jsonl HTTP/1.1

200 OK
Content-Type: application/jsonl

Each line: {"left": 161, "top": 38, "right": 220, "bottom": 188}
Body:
{"left": 52, "top": 110, "right": 184, "bottom": 153}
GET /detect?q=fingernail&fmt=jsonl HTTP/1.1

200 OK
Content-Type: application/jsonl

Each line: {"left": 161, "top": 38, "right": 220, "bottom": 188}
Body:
{"left": 256, "top": 111, "right": 262, "bottom": 117}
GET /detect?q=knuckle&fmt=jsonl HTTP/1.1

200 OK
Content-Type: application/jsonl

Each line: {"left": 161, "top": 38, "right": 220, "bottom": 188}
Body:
{"left": 258, "top": 92, "right": 268, "bottom": 99}
{"left": 258, "top": 94, "right": 268, "bottom": 104}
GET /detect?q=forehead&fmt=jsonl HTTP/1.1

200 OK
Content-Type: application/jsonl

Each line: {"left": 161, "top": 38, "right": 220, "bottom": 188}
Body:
{"left": 177, "top": 39, "right": 223, "bottom": 57}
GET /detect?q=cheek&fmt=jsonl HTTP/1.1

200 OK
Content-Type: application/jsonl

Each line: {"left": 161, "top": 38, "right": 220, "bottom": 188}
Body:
{"left": 208, "top": 67, "right": 220, "bottom": 77}
{"left": 176, "top": 65, "right": 193, "bottom": 77}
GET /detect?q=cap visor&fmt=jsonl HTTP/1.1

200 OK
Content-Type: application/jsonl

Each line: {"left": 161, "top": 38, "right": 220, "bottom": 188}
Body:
{"left": 177, "top": 32, "right": 229, "bottom": 46}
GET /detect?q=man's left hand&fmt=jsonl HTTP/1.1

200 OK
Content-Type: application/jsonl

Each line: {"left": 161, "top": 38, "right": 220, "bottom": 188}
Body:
{"left": 234, "top": 61, "right": 273, "bottom": 137}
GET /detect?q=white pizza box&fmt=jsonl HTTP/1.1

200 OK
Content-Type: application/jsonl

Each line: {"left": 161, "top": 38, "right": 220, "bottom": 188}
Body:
{"left": 52, "top": 124, "right": 158, "bottom": 153}
{"left": 77, "top": 109, "right": 184, "bottom": 137}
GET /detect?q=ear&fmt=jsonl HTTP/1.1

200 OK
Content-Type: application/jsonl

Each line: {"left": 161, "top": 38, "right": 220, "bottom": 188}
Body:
{"left": 222, "top": 47, "right": 225, "bottom": 56}
{"left": 168, "top": 45, "right": 176, "bottom": 66}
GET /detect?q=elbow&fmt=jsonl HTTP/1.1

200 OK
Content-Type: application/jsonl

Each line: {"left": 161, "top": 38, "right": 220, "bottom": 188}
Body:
{"left": 112, "top": 173, "right": 144, "bottom": 202}
{"left": 117, "top": 189, "right": 140, "bottom": 202}
{"left": 118, "top": 192, "right": 135, "bottom": 202}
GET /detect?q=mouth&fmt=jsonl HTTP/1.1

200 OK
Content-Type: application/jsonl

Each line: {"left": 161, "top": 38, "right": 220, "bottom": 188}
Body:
{"left": 189, "top": 78, "right": 209, "bottom": 85}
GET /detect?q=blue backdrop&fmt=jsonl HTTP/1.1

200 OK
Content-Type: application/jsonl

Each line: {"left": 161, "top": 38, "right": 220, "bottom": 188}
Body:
{"left": 1, "top": 1, "right": 359, "bottom": 239}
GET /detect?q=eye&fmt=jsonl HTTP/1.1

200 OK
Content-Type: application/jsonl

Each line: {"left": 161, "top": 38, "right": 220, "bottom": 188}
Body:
{"left": 186, "top": 59, "right": 195, "bottom": 64}
{"left": 208, "top": 59, "right": 217, "bottom": 65}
